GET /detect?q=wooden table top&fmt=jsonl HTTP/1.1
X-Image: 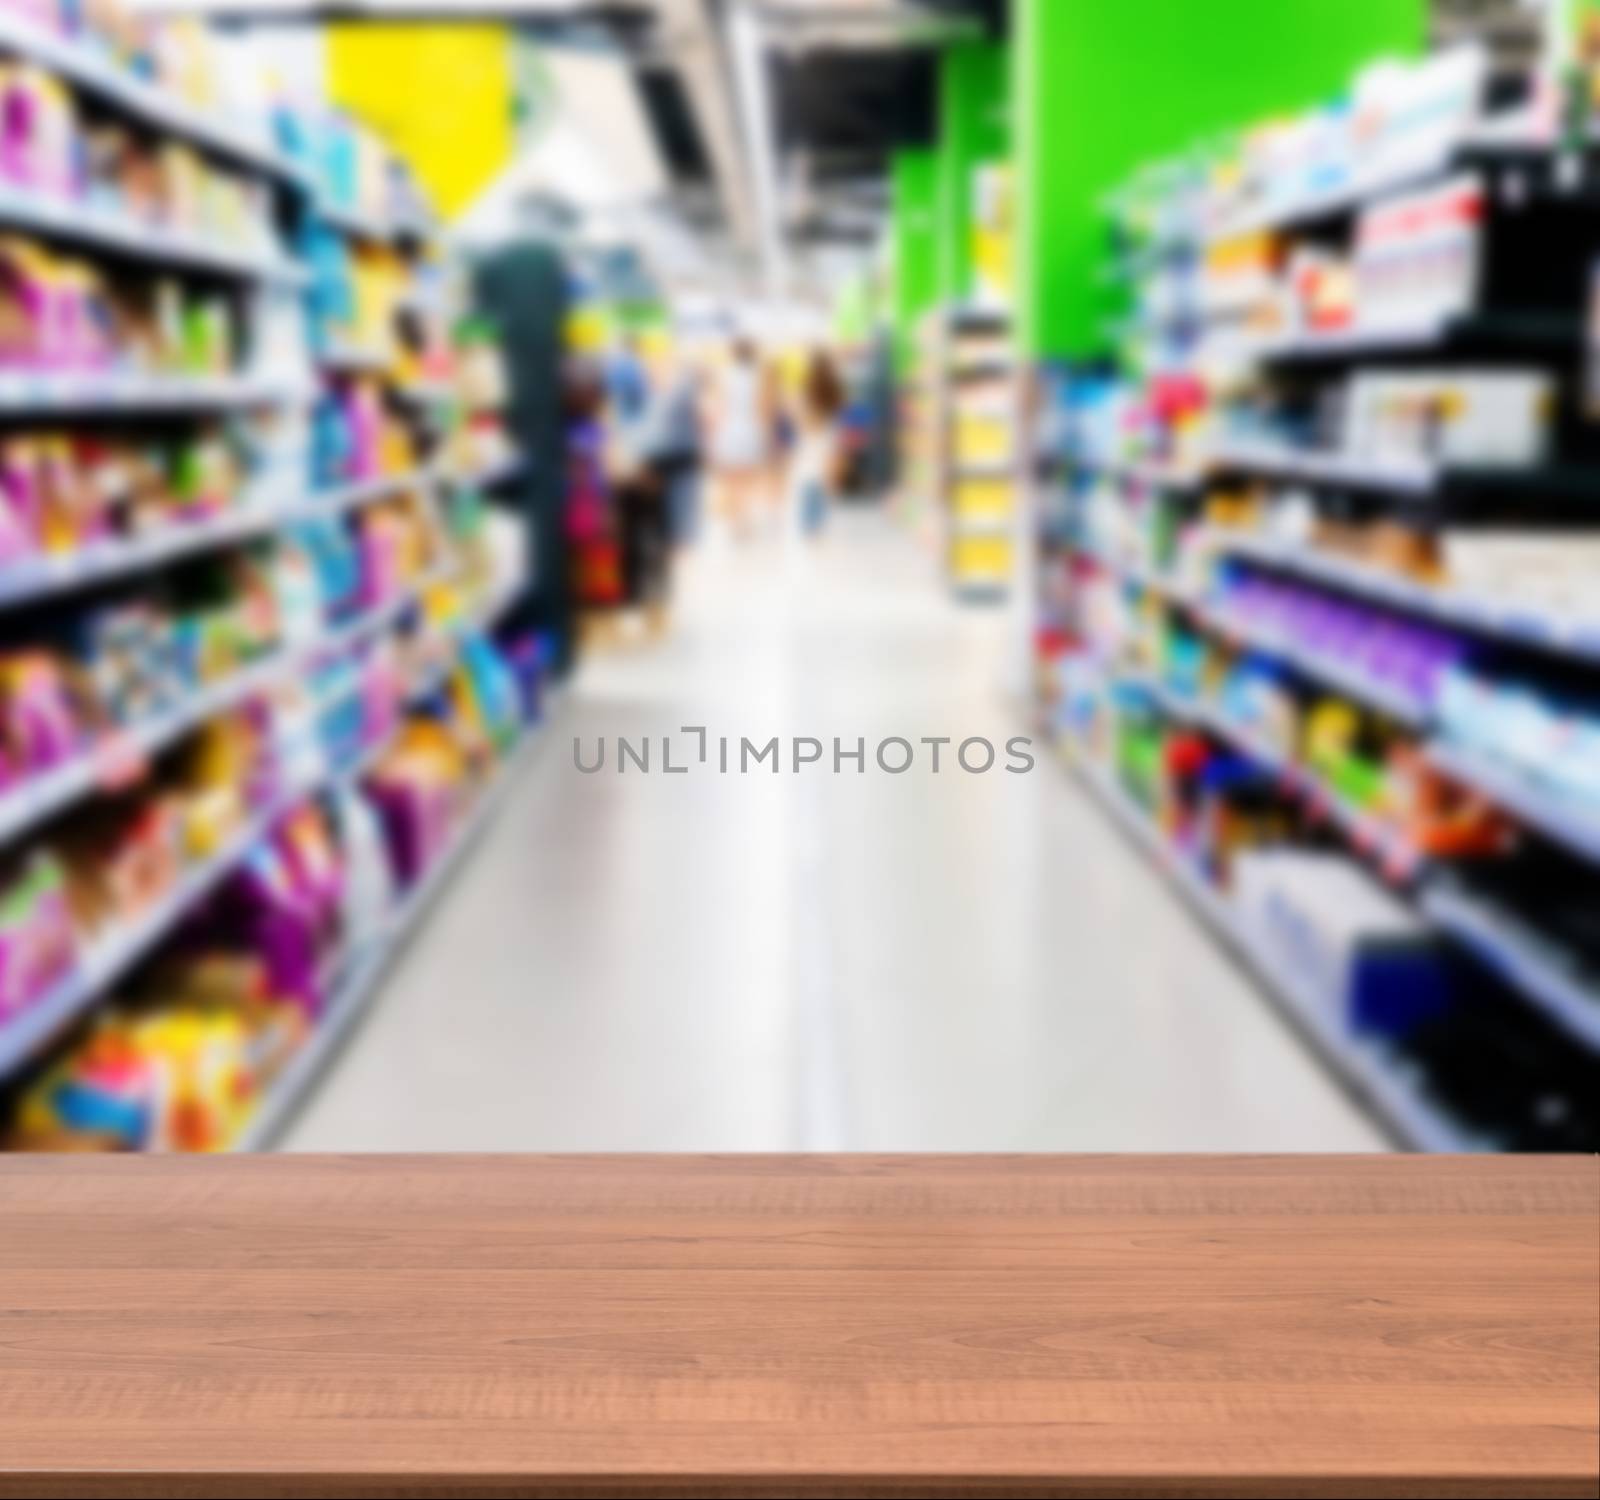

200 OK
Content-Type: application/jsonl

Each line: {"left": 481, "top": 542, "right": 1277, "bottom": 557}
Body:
{"left": 0, "top": 1154, "right": 1594, "bottom": 1499}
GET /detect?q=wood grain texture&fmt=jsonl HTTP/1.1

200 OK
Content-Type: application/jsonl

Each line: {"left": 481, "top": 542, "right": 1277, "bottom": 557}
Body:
{"left": 0, "top": 1154, "right": 1593, "bottom": 1499}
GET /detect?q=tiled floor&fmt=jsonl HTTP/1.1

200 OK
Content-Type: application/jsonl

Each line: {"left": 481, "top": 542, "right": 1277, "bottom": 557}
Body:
{"left": 284, "top": 509, "right": 1384, "bottom": 1151}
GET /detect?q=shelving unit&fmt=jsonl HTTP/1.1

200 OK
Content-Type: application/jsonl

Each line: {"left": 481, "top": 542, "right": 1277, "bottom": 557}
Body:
{"left": 1065, "top": 746, "right": 1475, "bottom": 1152}
{"left": 0, "top": 14, "right": 535, "bottom": 1151}
{"left": 0, "top": 470, "right": 441, "bottom": 610}
{"left": 0, "top": 372, "right": 312, "bottom": 412}
{"left": 0, "top": 184, "right": 307, "bottom": 283}
{"left": 0, "top": 11, "right": 309, "bottom": 186}
{"left": 937, "top": 306, "right": 1017, "bottom": 599}
{"left": 1039, "top": 46, "right": 1600, "bottom": 1151}
{"left": 232, "top": 726, "right": 541, "bottom": 1150}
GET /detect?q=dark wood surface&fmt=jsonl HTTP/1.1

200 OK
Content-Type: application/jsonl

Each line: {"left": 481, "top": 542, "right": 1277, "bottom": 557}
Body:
{"left": 0, "top": 1154, "right": 1594, "bottom": 1499}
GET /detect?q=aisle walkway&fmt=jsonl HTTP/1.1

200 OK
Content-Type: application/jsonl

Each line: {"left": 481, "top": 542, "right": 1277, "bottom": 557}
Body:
{"left": 285, "top": 511, "right": 1384, "bottom": 1151}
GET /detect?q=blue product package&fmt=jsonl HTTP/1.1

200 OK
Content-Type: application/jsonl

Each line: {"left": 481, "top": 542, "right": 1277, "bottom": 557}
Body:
{"left": 1346, "top": 941, "right": 1455, "bottom": 1041}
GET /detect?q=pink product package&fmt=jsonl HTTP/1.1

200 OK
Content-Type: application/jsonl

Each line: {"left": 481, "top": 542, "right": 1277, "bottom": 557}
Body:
{"left": 0, "top": 3, "right": 66, "bottom": 38}
{"left": 0, "top": 453, "right": 40, "bottom": 561}
{"left": 364, "top": 777, "right": 455, "bottom": 889}
{"left": 360, "top": 655, "right": 404, "bottom": 747}
{"left": 0, "top": 249, "right": 50, "bottom": 366}
{"left": 51, "top": 275, "right": 112, "bottom": 370}
{"left": 0, "top": 856, "right": 78, "bottom": 1023}
{"left": 346, "top": 386, "right": 382, "bottom": 480}
{"left": 357, "top": 514, "right": 405, "bottom": 608}
{"left": 0, "top": 72, "right": 77, "bottom": 198}
{"left": 0, "top": 252, "right": 109, "bottom": 371}
{"left": 3, "top": 655, "right": 83, "bottom": 772}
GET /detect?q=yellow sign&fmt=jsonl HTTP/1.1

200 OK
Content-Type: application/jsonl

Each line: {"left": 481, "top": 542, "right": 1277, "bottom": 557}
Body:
{"left": 327, "top": 23, "right": 514, "bottom": 220}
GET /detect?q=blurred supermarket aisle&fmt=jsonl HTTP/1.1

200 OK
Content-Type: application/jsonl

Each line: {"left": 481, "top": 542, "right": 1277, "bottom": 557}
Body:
{"left": 285, "top": 511, "right": 1384, "bottom": 1151}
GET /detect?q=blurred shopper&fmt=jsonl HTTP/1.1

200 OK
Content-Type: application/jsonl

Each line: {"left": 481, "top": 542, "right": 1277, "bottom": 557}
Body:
{"left": 638, "top": 352, "right": 705, "bottom": 550}
{"left": 710, "top": 339, "right": 771, "bottom": 536}
{"left": 605, "top": 335, "right": 651, "bottom": 435}
{"left": 609, "top": 354, "right": 672, "bottom": 637}
{"left": 788, "top": 348, "right": 845, "bottom": 541}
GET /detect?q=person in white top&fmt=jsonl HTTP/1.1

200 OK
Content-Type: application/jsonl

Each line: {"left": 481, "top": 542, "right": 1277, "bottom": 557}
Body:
{"left": 710, "top": 338, "right": 772, "bottom": 535}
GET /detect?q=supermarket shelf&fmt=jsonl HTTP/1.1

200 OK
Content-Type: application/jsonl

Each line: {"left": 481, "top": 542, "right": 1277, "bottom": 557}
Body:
{"left": 0, "top": 499, "right": 297, "bottom": 609}
{"left": 1206, "top": 123, "right": 1598, "bottom": 245}
{"left": 1206, "top": 155, "right": 1466, "bottom": 243}
{"left": 1079, "top": 544, "right": 1433, "bottom": 725}
{"left": 410, "top": 583, "right": 523, "bottom": 698}
{"left": 1208, "top": 443, "right": 1592, "bottom": 502}
{"left": 1129, "top": 675, "right": 1426, "bottom": 881}
{"left": 320, "top": 344, "right": 396, "bottom": 375}
{"left": 1203, "top": 604, "right": 1432, "bottom": 727}
{"left": 0, "top": 572, "right": 440, "bottom": 851}
{"left": 1244, "top": 312, "right": 1577, "bottom": 364}
{"left": 0, "top": 776, "right": 309, "bottom": 1082}
{"left": 1076, "top": 545, "right": 1198, "bottom": 605}
{"left": 315, "top": 199, "right": 398, "bottom": 243}
{"left": 1068, "top": 454, "right": 1204, "bottom": 490}
{"left": 1066, "top": 748, "right": 1477, "bottom": 1151}
{"left": 1428, "top": 743, "right": 1600, "bottom": 868}
{"left": 1423, "top": 885, "right": 1600, "bottom": 1051}
{"left": 1213, "top": 532, "right": 1600, "bottom": 664}
{"left": 233, "top": 727, "right": 539, "bottom": 1149}
{"left": 0, "top": 11, "right": 308, "bottom": 187}
{"left": 315, "top": 197, "right": 435, "bottom": 246}
{"left": 0, "top": 470, "right": 437, "bottom": 612}
{"left": 0, "top": 580, "right": 478, "bottom": 1082}
{"left": 0, "top": 185, "right": 306, "bottom": 283}
{"left": 1211, "top": 444, "right": 1439, "bottom": 496}
{"left": 0, "top": 652, "right": 286, "bottom": 849}
{"left": 0, "top": 370, "right": 312, "bottom": 413}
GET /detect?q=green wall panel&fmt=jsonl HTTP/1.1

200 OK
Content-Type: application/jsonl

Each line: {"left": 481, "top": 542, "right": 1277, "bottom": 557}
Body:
{"left": 1013, "top": 0, "right": 1426, "bottom": 359}
{"left": 891, "top": 148, "right": 940, "bottom": 368}
{"left": 938, "top": 38, "right": 1011, "bottom": 303}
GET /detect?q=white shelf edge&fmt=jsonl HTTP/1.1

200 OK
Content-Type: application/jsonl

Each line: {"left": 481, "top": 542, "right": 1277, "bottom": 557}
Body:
{"left": 1427, "top": 744, "right": 1600, "bottom": 869}
{"left": 1210, "top": 444, "right": 1439, "bottom": 496}
{"left": 315, "top": 197, "right": 437, "bottom": 246}
{"left": 1422, "top": 886, "right": 1600, "bottom": 1052}
{"left": 0, "top": 470, "right": 438, "bottom": 611}
{"left": 0, "top": 186, "right": 306, "bottom": 282}
{"left": 0, "top": 371, "right": 313, "bottom": 413}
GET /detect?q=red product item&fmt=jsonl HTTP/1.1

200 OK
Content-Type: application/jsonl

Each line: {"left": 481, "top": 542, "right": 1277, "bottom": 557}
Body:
{"left": 1165, "top": 731, "right": 1211, "bottom": 782}
{"left": 1357, "top": 175, "right": 1485, "bottom": 254}
{"left": 1286, "top": 248, "right": 1355, "bottom": 333}
{"left": 1147, "top": 373, "right": 1207, "bottom": 428}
